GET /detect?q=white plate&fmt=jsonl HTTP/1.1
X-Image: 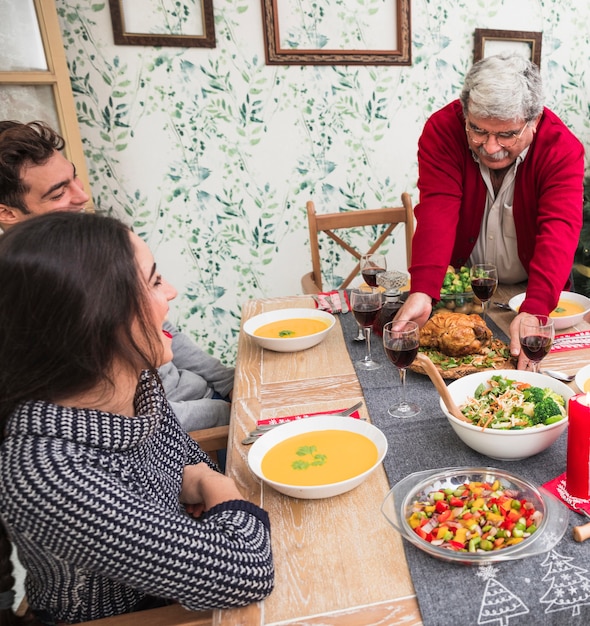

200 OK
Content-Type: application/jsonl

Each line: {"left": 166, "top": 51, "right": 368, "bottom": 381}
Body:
{"left": 248, "top": 415, "right": 387, "bottom": 499}
{"left": 575, "top": 364, "right": 590, "bottom": 393}
{"left": 242, "top": 308, "right": 335, "bottom": 352}
{"left": 508, "top": 291, "right": 590, "bottom": 331}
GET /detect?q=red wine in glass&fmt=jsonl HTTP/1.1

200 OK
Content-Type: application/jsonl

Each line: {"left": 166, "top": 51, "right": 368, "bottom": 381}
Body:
{"left": 520, "top": 335, "right": 552, "bottom": 362}
{"left": 470, "top": 264, "right": 497, "bottom": 322}
{"left": 382, "top": 321, "right": 421, "bottom": 418}
{"left": 471, "top": 277, "right": 497, "bottom": 301}
{"left": 350, "top": 289, "right": 382, "bottom": 370}
{"left": 360, "top": 253, "right": 387, "bottom": 292}
{"left": 352, "top": 305, "right": 381, "bottom": 327}
{"left": 384, "top": 345, "right": 419, "bottom": 369}
{"left": 361, "top": 267, "right": 385, "bottom": 288}
{"left": 518, "top": 314, "right": 554, "bottom": 373}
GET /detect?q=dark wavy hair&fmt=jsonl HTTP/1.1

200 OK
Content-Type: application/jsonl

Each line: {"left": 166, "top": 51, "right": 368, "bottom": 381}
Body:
{"left": 0, "top": 211, "right": 162, "bottom": 428}
{"left": 0, "top": 211, "right": 165, "bottom": 625}
{"left": 0, "top": 121, "right": 65, "bottom": 213}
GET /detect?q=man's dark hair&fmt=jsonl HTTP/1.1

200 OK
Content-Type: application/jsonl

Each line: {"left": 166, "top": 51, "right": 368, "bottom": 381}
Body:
{"left": 0, "top": 120, "right": 65, "bottom": 212}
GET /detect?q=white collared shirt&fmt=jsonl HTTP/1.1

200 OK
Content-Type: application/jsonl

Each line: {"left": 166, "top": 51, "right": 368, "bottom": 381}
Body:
{"left": 469, "top": 148, "right": 529, "bottom": 283}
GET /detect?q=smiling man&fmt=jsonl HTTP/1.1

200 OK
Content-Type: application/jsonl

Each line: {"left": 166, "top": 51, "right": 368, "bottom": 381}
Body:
{"left": 0, "top": 120, "right": 89, "bottom": 228}
{"left": 396, "top": 54, "right": 585, "bottom": 367}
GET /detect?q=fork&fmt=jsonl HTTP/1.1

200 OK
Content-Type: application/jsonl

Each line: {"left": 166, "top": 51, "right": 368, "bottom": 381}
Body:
{"left": 241, "top": 401, "right": 363, "bottom": 445}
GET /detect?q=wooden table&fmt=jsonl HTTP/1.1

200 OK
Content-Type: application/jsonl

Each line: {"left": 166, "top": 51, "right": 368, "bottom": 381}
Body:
{"left": 213, "top": 286, "right": 590, "bottom": 626}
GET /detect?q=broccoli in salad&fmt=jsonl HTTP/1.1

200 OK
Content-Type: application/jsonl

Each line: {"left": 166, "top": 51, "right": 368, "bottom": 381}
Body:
{"left": 462, "top": 375, "right": 566, "bottom": 430}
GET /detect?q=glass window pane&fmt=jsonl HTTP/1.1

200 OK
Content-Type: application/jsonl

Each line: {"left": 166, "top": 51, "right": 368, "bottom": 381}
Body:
{"left": 0, "top": 0, "right": 47, "bottom": 71}
{"left": 0, "top": 85, "right": 59, "bottom": 128}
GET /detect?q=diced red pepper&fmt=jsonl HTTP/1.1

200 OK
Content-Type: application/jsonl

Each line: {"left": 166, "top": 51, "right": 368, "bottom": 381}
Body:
{"left": 435, "top": 500, "right": 450, "bottom": 513}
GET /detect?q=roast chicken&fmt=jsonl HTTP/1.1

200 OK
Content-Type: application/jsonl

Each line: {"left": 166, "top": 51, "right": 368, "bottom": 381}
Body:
{"left": 420, "top": 311, "right": 492, "bottom": 357}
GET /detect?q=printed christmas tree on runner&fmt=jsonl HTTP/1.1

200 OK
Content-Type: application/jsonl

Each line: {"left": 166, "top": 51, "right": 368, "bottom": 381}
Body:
{"left": 477, "top": 565, "right": 529, "bottom": 625}
{"left": 540, "top": 550, "right": 590, "bottom": 616}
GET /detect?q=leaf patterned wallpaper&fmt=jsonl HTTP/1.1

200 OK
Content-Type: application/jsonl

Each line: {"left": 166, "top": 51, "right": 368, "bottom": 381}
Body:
{"left": 54, "top": 0, "right": 590, "bottom": 365}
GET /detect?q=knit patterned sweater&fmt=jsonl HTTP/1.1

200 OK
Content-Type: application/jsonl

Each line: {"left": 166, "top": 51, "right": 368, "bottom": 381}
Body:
{"left": 0, "top": 372, "right": 274, "bottom": 623}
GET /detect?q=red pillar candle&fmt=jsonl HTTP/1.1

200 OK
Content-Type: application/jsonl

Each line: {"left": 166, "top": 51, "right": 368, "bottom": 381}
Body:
{"left": 567, "top": 394, "right": 590, "bottom": 499}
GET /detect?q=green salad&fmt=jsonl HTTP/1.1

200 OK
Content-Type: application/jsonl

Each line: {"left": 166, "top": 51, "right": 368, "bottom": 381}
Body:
{"left": 460, "top": 375, "right": 566, "bottom": 430}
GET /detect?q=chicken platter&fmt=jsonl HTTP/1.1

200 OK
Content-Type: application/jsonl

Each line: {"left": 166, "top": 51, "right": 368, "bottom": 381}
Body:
{"left": 409, "top": 310, "right": 515, "bottom": 379}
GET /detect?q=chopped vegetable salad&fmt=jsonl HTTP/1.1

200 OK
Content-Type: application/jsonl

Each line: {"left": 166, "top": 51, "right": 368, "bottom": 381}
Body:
{"left": 407, "top": 479, "right": 542, "bottom": 552}
{"left": 460, "top": 375, "right": 566, "bottom": 430}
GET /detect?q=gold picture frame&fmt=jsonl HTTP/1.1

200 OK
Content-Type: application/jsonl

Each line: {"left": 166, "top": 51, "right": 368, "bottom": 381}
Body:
{"left": 261, "top": 0, "right": 411, "bottom": 66}
{"left": 108, "top": 0, "right": 215, "bottom": 48}
{"left": 474, "top": 29, "right": 542, "bottom": 67}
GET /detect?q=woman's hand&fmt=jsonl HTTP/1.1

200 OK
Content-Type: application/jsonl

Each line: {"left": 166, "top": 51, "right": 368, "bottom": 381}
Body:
{"left": 180, "top": 463, "right": 244, "bottom": 516}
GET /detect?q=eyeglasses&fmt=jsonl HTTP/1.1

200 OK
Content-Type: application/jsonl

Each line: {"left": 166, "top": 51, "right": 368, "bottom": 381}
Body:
{"left": 465, "top": 121, "right": 529, "bottom": 149}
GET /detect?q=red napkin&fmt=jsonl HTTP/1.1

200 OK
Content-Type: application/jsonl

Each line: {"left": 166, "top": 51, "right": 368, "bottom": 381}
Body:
{"left": 257, "top": 407, "right": 361, "bottom": 427}
{"left": 551, "top": 330, "right": 590, "bottom": 353}
{"left": 312, "top": 290, "right": 351, "bottom": 314}
{"left": 542, "top": 472, "right": 590, "bottom": 516}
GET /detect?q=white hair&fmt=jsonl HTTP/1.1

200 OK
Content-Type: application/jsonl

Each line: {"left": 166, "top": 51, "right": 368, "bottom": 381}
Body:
{"left": 460, "top": 54, "right": 544, "bottom": 122}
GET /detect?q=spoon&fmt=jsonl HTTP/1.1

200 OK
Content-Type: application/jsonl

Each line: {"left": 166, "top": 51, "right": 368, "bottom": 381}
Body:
{"left": 541, "top": 369, "right": 575, "bottom": 383}
{"left": 415, "top": 353, "right": 472, "bottom": 424}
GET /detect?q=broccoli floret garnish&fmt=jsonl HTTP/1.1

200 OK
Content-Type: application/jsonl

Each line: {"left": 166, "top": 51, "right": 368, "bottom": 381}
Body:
{"left": 532, "top": 397, "right": 564, "bottom": 425}
{"left": 523, "top": 386, "right": 545, "bottom": 404}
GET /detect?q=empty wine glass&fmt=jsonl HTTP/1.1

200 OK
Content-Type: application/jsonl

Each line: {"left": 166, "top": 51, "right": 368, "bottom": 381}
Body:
{"left": 383, "top": 320, "right": 421, "bottom": 417}
{"left": 350, "top": 288, "right": 382, "bottom": 370}
{"left": 470, "top": 263, "right": 497, "bottom": 322}
{"left": 360, "top": 252, "right": 387, "bottom": 291}
{"left": 519, "top": 314, "right": 555, "bottom": 373}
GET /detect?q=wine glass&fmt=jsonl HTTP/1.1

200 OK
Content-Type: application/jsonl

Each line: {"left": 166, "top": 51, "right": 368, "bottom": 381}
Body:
{"left": 383, "top": 320, "right": 421, "bottom": 417}
{"left": 519, "top": 314, "right": 555, "bottom": 373}
{"left": 470, "top": 263, "right": 498, "bottom": 322}
{"left": 360, "top": 252, "right": 387, "bottom": 291}
{"left": 350, "top": 288, "right": 382, "bottom": 370}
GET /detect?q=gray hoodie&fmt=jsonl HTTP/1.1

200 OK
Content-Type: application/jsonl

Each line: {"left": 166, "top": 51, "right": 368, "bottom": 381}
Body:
{"left": 158, "top": 321, "right": 234, "bottom": 430}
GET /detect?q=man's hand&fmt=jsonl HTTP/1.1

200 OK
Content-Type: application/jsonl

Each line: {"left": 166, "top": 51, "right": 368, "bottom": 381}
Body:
{"left": 509, "top": 311, "right": 530, "bottom": 370}
{"left": 394, "top": 292, "right": 433, "bottom": 328}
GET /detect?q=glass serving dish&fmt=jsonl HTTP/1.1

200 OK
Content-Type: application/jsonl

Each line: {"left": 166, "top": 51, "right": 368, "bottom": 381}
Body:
{"left": 381, "top": 467, "right": 568, "bottom": 565}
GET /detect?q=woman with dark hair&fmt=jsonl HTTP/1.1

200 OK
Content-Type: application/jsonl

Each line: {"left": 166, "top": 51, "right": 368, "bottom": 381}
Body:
{"left": 0, "top": 212, "right": 274, "bottom": 625}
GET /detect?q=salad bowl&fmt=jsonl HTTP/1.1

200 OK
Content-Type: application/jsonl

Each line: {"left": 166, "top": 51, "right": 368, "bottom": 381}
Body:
{"left": 381, "top": 467, "right": 569, "bottom": 565}
{"left": 440, "top": 369, "right": 574, "bottom": 460}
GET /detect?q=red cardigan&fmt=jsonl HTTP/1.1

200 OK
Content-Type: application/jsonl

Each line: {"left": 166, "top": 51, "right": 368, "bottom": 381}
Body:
{"left": 410, "top": 100, "right": 585, "bottom": 316}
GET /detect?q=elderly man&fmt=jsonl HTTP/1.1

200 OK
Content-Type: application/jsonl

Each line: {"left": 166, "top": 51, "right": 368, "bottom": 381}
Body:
{"left": 0, "top": 120, "right": 233, "bottom": 432}
{"left": 397, "top": 54, "right": 584, "bottom": 367}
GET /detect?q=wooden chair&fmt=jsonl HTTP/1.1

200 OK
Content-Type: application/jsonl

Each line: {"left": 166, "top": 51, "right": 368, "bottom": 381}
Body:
{"left": 301, "top": 193, "right": 414, "bottom": 294}
{"left": 188, "top": 425, "right": 229, "bottom": 466}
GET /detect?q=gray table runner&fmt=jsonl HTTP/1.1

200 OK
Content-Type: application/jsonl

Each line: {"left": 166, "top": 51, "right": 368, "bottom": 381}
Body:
{"left": 338, "top": 311, "right": 590, "bottom": 626}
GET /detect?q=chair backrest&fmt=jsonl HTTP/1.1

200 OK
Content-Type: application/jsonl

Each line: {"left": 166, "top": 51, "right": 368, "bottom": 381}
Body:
{"left": 188, "top": 425, "right": 229, "bottom": 467}
{"left": 301, "top": 193, "right": 414, "bottom": 293}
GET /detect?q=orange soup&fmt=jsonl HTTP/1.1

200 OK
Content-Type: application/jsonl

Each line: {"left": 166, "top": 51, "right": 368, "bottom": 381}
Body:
{"left": 261, "top": 429, "right": 378, "bottom": 486}
{"left": 551, "top": 299, "right": 585, "bottom": 318}
{"left": 254, "top": 317, "right": 329, "bottom": 338}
